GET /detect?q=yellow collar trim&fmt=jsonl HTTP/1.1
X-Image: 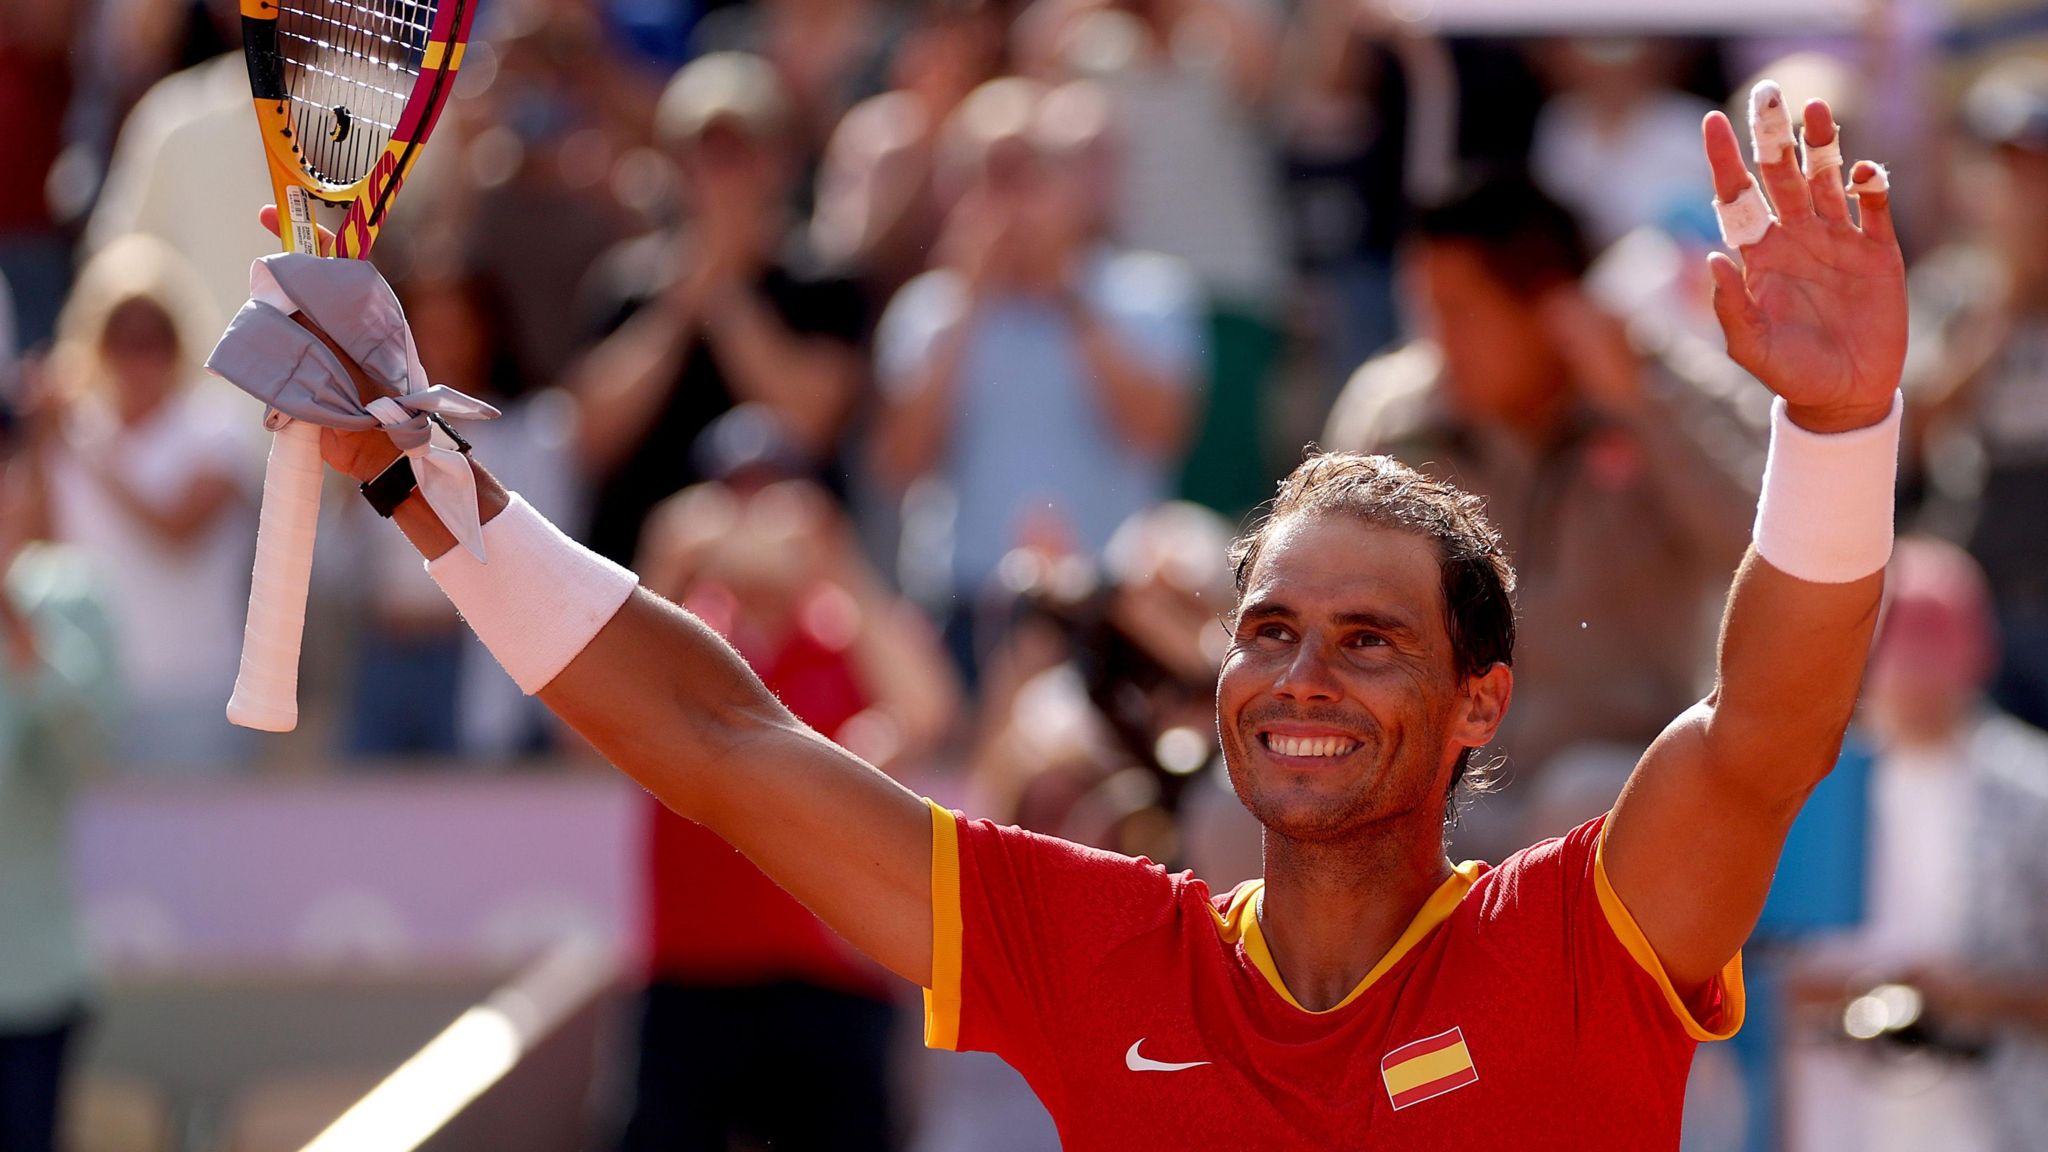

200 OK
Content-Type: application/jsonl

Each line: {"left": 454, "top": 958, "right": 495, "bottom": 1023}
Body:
{"left": 1212, "top": 862, "right": 1484, "bottom": 1015}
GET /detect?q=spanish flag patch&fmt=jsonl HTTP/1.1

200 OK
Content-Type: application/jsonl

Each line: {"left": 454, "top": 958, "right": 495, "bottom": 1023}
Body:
{"left": 1381, "top": 1026, "right": 1479, "bottom": 1111}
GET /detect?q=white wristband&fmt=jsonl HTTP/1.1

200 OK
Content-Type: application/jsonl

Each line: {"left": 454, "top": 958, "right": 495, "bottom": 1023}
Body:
{"left": 428, "top": 494, "right": 639, "bottom": 693}
{"left": 1752, "top": 392, "right": 1901, "bottom": 584}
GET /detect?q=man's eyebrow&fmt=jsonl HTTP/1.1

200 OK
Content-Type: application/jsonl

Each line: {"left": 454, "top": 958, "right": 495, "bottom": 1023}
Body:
{"left": 1233, "top": 603, "right": 1421, "bottom": 639}
{"left": 1334, "top": 609, "right": 1420, "bottom": 637}
{"left": 1234, "top": 600, "right": 1294, "bottom": 623}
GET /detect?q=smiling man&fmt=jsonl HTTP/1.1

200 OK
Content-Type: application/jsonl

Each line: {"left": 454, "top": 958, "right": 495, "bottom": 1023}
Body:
{"left": 211, "top": 86, "right": 1905, "bottom": 1150}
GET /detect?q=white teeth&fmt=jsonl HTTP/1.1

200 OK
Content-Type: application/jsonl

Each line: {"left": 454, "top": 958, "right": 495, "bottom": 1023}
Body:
{"left": 1265, "top": 734, "right": 1358, "bottom": 758}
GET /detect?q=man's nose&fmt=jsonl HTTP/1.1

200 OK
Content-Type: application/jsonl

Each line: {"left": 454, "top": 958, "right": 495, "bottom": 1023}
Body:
{"left": 1272, "top": 638, "right": 1340, "bottom": 702}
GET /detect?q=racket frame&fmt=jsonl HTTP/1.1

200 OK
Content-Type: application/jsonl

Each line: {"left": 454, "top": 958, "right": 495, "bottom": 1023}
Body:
{"left": 226, "top": 0, "right": 478, "bottom": 732}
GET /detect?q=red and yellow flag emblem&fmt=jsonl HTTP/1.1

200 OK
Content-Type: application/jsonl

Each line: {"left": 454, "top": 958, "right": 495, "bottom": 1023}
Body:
{"left": 1381, "top": 1026, "right": 1478, "bottom": 1111}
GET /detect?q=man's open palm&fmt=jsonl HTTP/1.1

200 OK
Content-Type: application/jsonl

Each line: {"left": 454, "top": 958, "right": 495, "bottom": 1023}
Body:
{"left": 1703, "top": 96, "right": 1907, "bottom": 432}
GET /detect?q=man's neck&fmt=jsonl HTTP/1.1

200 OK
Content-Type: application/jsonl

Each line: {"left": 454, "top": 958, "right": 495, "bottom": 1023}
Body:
{"left": 1257, "top": 823, "right": 1453, "bottom": 1012}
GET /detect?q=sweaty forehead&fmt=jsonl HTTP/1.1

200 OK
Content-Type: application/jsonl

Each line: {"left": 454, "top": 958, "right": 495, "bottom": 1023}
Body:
{"left": 1241, "top": 513, "right": 1445, "bottom": 623}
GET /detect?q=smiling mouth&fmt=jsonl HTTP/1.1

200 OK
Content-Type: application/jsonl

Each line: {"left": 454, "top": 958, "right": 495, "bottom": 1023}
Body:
{"left": 1260, "top": 733, "right": 1362, "bottom": 758}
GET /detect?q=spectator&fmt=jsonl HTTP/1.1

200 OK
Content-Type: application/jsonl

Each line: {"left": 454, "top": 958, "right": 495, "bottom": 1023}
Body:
{"left": 871, "top": 77, "right": 1203, "bottom": 680}
{"left": 340, "top": 271, "right": 583, "bottom": 761}
{"left": 41, "top": 234, "right": 260, "bottom": 772}
{"left": 620, "top": 458, "right": 959, "bottom": 1152}
{"left": 1528, "top": 38, "right": 1717, "bottom": 252}
{"left": 412, "top": 0, "right": 654, "bottom": 385}
{"left": 1901, "top": 58, "right": 2048, "bottom": 732}
{"left": 1019, "top": 0, "right": 1286, "bottom": 516}
{"left": 967, "top": 500, "right": 1238, "bottom": 861}
{"left": 0, "top": 0, "right": 78, "bottom": 349}
{"left": 1784, "top": 538, "right": 2048, "bottom": 1152}
{"left": 0, "top": 395, "right": 117, "bottom": 1152}
{"left": 81, "top": 44, "right": 273, "bottom": 332}
{"left": 810, "top": 0, "right": 1009, "bottom": 308}
{"left": 691, "top": 0, "right": 905, "bottom": 175}
{"left": 1277, "top": 0, "right": 1457, "bottom": 387}
{"left": 570, "top": 51, "right": 865, "bottom": 565}
{"left": 1322, "top": 174, "right": 1758, "bottom": 860}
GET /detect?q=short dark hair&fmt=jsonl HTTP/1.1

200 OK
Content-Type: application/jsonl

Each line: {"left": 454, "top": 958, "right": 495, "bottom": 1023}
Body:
{"left": 1229, "top": 452, "right": 1517, "bottom": 815}
{"left": 1413, "top": 170, "right": 1590, "bottom": 300}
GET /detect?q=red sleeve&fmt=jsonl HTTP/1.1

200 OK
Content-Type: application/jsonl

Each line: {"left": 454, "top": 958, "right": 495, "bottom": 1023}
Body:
{"left": 920, "top": 801, "right": 1184, "bottom": 1070}
{"left": 1488, "top": 814, "right": 1745, "bottom": 1043}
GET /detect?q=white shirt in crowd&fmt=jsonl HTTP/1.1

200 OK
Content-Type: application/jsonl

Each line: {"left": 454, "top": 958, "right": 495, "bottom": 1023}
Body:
{"left": 50, "top": 383, "right": 262, "bottom": 721}
{"left": 1532, "top": 90, "right": 1717, "bottom": 251}
{"left": 1788, "top": 740, "right": 1993, "bottom": 1152}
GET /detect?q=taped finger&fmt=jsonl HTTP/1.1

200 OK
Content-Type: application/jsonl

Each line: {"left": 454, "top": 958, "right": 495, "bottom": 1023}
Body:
{"left": 1749, "top": 79, "right": 1812, "bottom": 219}
{"left": 1714, "top": 183, "right": 1774, "bottom": 249}
{"left": 1849, "top": 160, "right": 1896, "bottom": 246}
{"left": 1848, "top": 161, "right": 1890, "bottom": 197}
{"left": 1749, "top": 81, "right": 1797, "bottom": 166}
{"left": 1802, "top": 135, "right": 1842, "bottom": 179}
{"left": 1803, "top": 100, "right": 1850, "bottom": 222}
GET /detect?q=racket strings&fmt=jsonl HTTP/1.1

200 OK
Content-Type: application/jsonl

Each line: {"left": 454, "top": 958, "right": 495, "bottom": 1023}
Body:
{"left": 269, "top": 0, "right": 440, "bottom": 186}
{"left": 275, "top": 5, "right": 427, "bottom": 68}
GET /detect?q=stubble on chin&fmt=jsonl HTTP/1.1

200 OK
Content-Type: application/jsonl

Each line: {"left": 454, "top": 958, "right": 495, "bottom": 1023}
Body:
{"left": 1223, "top": 733, "right": 1407, "bottom": 844}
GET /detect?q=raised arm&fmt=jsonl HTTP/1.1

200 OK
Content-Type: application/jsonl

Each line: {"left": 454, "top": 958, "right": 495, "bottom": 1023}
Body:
{"left": 1602, "top": 92, "right": 1907, "bottom": 992}
{"left": 387, "top": 451, "right": 935, "bottom": 985}
{"left": 272, "top": 231, "right": 936, "bottom": 987}
{"left": 537, "top": 572, "right": 935, "bottom": 986}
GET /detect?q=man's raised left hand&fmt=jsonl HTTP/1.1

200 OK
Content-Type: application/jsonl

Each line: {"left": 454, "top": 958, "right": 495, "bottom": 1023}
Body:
{"left": 1703, "top": 90, "right": 1907, "bottom": 434}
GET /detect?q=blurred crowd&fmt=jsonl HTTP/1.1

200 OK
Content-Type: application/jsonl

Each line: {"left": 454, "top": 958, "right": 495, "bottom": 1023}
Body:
{"left": 6, "top": 0, "right": 2048, "bottom": 1149}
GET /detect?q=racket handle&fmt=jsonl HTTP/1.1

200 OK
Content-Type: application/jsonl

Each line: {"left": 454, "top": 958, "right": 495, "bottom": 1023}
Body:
{"left": 227, "top": 419, "right": 323, "bottom": 731}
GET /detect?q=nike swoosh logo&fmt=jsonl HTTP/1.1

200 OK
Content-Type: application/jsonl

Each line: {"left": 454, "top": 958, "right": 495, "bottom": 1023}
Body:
{"left": 1126, "top": 1039, "right": 1210, "bottom": 1072}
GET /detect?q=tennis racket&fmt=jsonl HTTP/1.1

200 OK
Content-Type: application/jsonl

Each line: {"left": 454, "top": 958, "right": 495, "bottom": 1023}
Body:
{"left": 227, "top": 0, "right": 479, "bottom": 731}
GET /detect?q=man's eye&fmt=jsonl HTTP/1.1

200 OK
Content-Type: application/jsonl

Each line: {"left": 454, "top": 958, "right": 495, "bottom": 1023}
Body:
{"left": 1255, "top": 624, "right": 1292, "bottom": 642}
{"left": 1349, "top": 632, "right": 1388, "bottom": 648}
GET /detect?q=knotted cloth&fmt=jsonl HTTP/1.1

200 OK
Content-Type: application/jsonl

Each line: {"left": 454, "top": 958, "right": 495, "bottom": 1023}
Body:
{"left": 204, "top": 253, "right": 500, "bottom": 559}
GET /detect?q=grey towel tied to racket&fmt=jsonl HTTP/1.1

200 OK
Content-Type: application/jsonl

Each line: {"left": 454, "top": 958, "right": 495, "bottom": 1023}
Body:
{"left": 205, "top": 252, "right": 501, "bottom": 560}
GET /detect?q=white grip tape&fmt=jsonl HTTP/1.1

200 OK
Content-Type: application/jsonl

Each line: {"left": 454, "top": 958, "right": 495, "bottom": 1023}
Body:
{"left": 227, "top": 419, "right": 323, "bottom": 732}
{"left": 428, "top": 494, "right": 639, "bottom": 693}
{"left": 1715, "top": 184, "right": 1773, "bottom": 249}
{"left": 1748, "top": 80, "right": 1796, "bottom": 165}
{"left": 1802, "top": 135, "right": 1842, "bottom": 178}
{"left": 1752, "top": 392, "right": 1902, "bottom": 584}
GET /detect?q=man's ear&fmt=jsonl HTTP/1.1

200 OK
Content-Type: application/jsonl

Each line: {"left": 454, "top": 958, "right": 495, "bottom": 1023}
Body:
{"left": 1452, "top": 663, "right": 1513, "bottom": 752}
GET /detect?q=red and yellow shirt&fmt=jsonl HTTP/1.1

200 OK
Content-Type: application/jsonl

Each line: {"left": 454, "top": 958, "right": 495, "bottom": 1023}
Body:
{"left": 922, "top": 805, "right": 1742, "bottom": 1150}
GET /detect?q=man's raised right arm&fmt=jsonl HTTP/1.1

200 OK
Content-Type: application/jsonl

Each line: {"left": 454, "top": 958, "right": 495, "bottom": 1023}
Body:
{"left": 545, "top": 581, "right": 936, "bottom": 985}
{"left": 384, "top": 451, "right": 935, "bottom": 988}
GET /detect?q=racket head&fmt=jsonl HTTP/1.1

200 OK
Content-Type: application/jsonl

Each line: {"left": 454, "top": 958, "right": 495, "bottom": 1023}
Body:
{"left": 239, "top": 0, "right": 479, "bottom": 258}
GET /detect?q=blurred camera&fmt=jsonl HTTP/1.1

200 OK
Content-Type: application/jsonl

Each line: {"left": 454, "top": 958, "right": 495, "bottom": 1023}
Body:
{"left": 1004, "top": 554, "right": 1222, "bottom": 863}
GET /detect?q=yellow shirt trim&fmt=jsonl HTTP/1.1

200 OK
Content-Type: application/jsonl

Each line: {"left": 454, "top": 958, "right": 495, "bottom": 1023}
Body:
{"left": 922, "top": 799, "right": 964, "bottom": 1050}
{"left": 1222, "top": 863, "right": 1484, "bottom": 1015}
{"left": 1591, "top": 825, "right": 1747, "bottom": 1042}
